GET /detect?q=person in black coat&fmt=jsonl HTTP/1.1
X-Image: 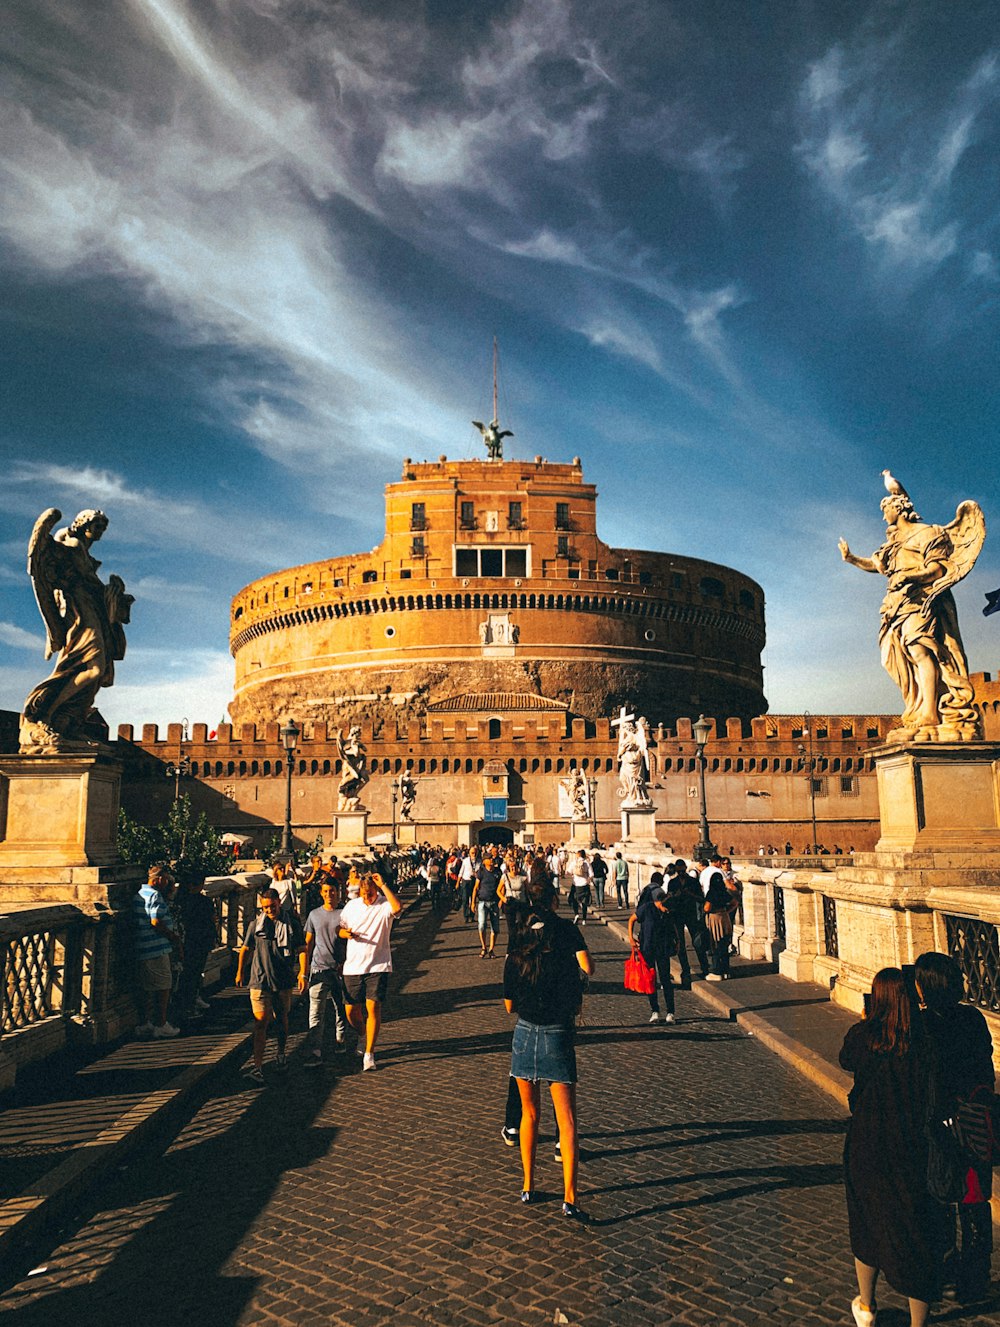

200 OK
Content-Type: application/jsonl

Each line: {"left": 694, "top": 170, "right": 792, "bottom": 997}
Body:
{"left": 666, "top": 862, "right": 709, "bottom": 984}
{"left": 915, "top": 950, "right": 995, "bottom": 1303}
{"left": 628, "top": 871, "right": 678, "bottom": 1024}
{"left": 840, "top": 967, "right": 943, "bottom": 1327}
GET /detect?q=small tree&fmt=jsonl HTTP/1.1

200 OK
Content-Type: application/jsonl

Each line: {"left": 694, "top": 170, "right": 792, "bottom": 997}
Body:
{"left": 118, "top": 794, "right": 230, "bottom": 877}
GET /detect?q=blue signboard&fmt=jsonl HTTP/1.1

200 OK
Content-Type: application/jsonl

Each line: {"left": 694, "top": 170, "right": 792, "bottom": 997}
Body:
{"left": 483, "top": 797, "right": 508, "bottom": 823}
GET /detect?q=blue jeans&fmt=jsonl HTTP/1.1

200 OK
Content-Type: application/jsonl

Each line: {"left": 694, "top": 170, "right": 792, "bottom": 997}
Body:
{"left": 307, "top": 969, "right": 346, "bottom": 1052}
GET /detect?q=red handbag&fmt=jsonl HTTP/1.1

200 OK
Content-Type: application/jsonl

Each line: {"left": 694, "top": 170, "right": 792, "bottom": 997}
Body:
{"left": 625, "top": 950, "right": 656, "bottom": 995}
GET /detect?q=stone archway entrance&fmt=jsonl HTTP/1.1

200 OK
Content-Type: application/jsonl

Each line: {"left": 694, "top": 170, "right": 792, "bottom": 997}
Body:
{"left": 476, "top": 825, "right": 514, "bottom": 847}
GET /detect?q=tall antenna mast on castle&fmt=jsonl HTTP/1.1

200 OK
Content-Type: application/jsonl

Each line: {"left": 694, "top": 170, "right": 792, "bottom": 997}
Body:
{"left": 472, "top": 334, "right": 513, "bottom": 460}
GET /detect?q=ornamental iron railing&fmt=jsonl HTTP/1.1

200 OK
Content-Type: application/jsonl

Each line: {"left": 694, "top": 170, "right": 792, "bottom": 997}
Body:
{"left": 944, "top": 914, "right": 1000, "bottom": 1013}
{"left": 821, "top": 894, "right": 839, "bottom": 958}
{"left": 772, "top": 884, "right": 786, "bottom": 945}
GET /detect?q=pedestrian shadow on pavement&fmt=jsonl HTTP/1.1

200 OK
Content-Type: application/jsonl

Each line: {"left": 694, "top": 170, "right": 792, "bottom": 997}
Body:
{"left": 582, "top": 1158, "right": 844, "bottom": 1226}
{"left": 579, "top": 1115, "right": 845, "bottom": 1163}
{"left": 0, "top": 1064, "right": 339, "bottom": 1327}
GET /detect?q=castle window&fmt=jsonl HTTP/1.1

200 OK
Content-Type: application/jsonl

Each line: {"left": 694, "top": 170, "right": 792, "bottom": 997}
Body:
{"left": 302, "top": 582, "right": 313, "bottom": 593}
{"left": 410, "top": 502, "right": 426, "bottom": 531}
{"left": 334, "top": 578, "right": 344, "bottom": 587}
{"left": 488, "top": 718, "right": 501, "bottom": 739}
{"left": 455, "top": 547, "right": 528, "bottom": 578}
{"left": 234, "top": 607, "right": 243, "bottom": 619}
{"left": 700, "top": 576, "right": 725, "bottom": 597}
{"left": 555, "top": 502, "right": 570, "bottom": 530}
{"left": 739, "top": 589, "right": 755, "bottom": 610}
{"left": 410, "top": 536, "right": 425, "bottom": 557}
{"left": 362, "top": 570, "right": 377, "bottom": 583}
{"left": 639, "top": 571, "right": 652, "bottom": 586}
{"left": 400, "top": 569, "right": 412, "bottom": 579}
{"left": 456, "top": 548, "right": 477, "bottom": 577}
{"left": 481, "top": 549, "right": 503, "bottom": 577}
{"left": 506, "top": 548, "right": 527, "bottom": 576}
{"left": 568, "top": 568, "right": 580, "bottom": 579}
{"left": 283, "top": 586, "right": 289, "bottom": 598}
{"left": 508, "top": 501, "right": 523, "bottom": 529}
{"left": 460, "top": 500, "right": 476, "bottom": 529}
{"left": 605, "top": 567, "right": 619, "bottom": 580}
{"left": 556, "top": 536, "right": 569, "bottom": 557}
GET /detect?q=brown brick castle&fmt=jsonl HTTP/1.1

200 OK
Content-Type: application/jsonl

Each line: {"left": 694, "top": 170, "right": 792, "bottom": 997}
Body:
{"left": 229, "top": 455, "right": 767, "bottom": 729}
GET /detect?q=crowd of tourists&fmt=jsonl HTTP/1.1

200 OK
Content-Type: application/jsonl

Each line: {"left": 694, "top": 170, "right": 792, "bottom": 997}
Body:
{"left": 131, "top": 845, "right": 996, "bottom": 1294}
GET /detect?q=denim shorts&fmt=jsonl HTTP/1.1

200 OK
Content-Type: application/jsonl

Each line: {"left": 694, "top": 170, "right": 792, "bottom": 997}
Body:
{"left": 510, "top": 1019, "right": 577, "bottom": 1085}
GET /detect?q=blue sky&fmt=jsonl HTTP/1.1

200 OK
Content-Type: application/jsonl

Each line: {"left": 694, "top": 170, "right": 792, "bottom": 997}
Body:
{"left": 2, "top": 0, "right": 999, "bottom": 731}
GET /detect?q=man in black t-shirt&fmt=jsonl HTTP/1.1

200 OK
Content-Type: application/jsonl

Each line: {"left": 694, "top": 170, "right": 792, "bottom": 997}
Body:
{"left": 472, "top": 855, "right": 504, "bottom": 958}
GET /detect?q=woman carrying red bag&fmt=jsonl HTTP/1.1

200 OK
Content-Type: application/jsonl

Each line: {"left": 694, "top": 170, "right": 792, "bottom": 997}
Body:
{"left": 628, "top": 871, "right": 679, "bottom": 1025}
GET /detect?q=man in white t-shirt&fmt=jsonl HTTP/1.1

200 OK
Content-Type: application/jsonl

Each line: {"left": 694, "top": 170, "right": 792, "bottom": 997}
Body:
{"left": 338, "top": 871, "right": 402, "bottom": 1072}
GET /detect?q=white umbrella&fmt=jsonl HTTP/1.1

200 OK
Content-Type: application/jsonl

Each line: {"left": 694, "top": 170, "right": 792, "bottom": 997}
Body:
{"left": 220, "top": 832, "right": 253, "bottom": 845}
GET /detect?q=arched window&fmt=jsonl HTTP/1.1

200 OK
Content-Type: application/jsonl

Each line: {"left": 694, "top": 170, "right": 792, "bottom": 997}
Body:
{"left": 488, "top": 718, "right": 501, "bottom": 740}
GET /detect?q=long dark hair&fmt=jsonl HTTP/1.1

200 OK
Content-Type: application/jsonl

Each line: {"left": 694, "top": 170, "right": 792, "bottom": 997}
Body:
{"left": 508, "top": 879, "right": 558, "bottom": 985}
{"left": 865, "top": 967, "right": 913, "bottom": 1055}
{"left": 914, "top": 951, "right": 963, "bottom": 1012}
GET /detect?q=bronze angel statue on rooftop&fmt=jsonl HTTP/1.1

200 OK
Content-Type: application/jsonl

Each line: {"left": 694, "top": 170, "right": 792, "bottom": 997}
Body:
{"left": 838, "top": 481, "right": 985, "bottom": 742}
{"left": 472, "top": 417, "right": 512, "bottom": 460}
{"left": 20, "top": 508, "right": 134, "bottom": 754}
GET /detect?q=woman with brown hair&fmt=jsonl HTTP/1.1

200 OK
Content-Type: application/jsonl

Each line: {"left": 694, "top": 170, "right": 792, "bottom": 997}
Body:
{"left": 839, "top": 967, "right": 943, "bottom": 1327}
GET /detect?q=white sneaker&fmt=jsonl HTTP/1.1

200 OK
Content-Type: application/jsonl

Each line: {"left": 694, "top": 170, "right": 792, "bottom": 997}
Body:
{"left": 705, "top": 973, "right": 723, "bottom": 982}
{"left": 648, "top": 1012, "right": 662, "bottom": 1023}
{"left": 362, "top": 1052, "right": 376, "bottom": 1072}
{"left": 851, "top": 1296, "right": 876, "bottom": 1327}
{"left": 662, "top": 1013, "right": 675, "bottom": 1024}
{"left": 152, "top": 1022, "right": 180, "bottom": 1039}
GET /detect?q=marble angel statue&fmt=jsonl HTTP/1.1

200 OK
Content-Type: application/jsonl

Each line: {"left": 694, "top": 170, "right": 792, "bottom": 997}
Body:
{"left": 617, "top": 715, "right": 653, "bottom": 807}
{"left": 399, "top": 771, "right": 417, "bottom": 821}
{"left": 839, "top": 484, "right": 985, "bottom": 742}
{"left": 20, "top": 508, "right": 134, "bottom": 754}
{"left": 337, "top": 725, "right": 370, "bottom": 810}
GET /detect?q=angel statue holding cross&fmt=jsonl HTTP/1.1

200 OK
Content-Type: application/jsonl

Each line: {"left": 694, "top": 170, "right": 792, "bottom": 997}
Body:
{"left": 613, "top": 707, "right": 654, "bottom": 808}
{"left": 839, "top": 481, "right": 985, "bottom": 742}
{"left": 20, "top": 508, "right": 134, "bottom": 755}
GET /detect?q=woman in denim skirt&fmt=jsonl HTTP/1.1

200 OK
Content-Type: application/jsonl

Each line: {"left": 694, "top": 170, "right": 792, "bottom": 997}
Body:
{"left": 503, "top": 878, "right": 593, "bottom": 1220}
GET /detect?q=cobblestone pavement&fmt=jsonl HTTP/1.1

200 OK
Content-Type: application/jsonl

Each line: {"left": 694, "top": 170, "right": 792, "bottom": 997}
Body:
{"left": 0, "top": 906, "right": 995, "bottom": 1327}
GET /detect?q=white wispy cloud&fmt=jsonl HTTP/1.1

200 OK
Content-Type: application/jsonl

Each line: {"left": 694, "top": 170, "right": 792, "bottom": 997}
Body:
{"left": 0, "top": 620, "right": 44, "bottom": 650}
{"left": 796, "top": 37, "right": 1000, "bottom": 278}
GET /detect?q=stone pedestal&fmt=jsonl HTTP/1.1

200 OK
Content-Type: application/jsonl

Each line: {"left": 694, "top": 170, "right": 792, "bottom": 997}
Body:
{"left": 873, "top": 740, "right": 1000, "bottom": 853}
{"left": 620, "top": 804, "right": 659, "bottom": 849}
{"left": 569, "top": 819, "right": 592, "bottom": 846}
{"left": 331, "top": 809, "right": 369, "bottom": 850}
{"left": 0, "top": 753, "right": 122, "bottom": 869}
{"left": 826, "top": 740, "right": 1000, "bottom": 1014}
{"left": 395, "top": 821, "right": 417, "bottom": 845}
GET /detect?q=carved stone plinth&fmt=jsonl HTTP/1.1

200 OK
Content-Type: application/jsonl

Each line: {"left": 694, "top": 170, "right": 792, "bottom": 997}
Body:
{"left": 331, "top": 810, "right": 369, "bottom": 850}
{"left": 395, "top": 821, "right": 417, "bottom": 845}
{"left": 620, "top": 805, "right": 659, "bottom": 849}
{"left": 569, "top": 820, "right": 592, "bottom": 846}
{"left": 0, "top": 753, "right": 123, "bottom": 874}
{"left": 872, "top": 740, "right": 1000, "bottom": 853}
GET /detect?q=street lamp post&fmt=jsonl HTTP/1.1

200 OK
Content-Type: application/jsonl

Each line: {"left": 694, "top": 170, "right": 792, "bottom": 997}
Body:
{"left": 278, "top": 719, "right": 300, "bottom": 865}
{"left": 692, "top": 714, "right": 717, "bottom": 860}
{"left": 800, "top": 711, "right": 818, "bottom": 854}
{"left": 165, "top": 751, "right": 190, "bottom": 802}
{"left": 587, "top": 775, "right": 599, "bottom": 848}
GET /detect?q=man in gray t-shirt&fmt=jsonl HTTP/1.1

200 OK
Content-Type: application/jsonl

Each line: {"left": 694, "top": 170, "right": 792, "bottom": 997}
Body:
{"left": 303, "top": 879, "right": 348, "bottom": 1065}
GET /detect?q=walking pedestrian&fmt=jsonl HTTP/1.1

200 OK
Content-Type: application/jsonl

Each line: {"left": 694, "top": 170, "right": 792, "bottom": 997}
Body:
{"left": 667, "top": 861, "right": 709, "bottom": 983}
{"left": 339, "top": 870, "right": 402, "bottom": 1071}
{"left": 503, "top": 878, "right": 593, "bottom": 1220}
{"left": 840, "top": 967, "right": 943, "bottom": 1327}
{"left": 613, "top": 852, "right": 630, "bottom": 908}
{"left": 472, "top": 853, "right": 504, "bottom": 958}
{"left": 698, "top": 857, "right": 732, "bottom": 980}
{"left": 235, "top": 887, "right": 306, "bottom": 1084}
{"left": 568, "top": 850, "right": 592, "bottom": 925}
{"left": 590, "top": 851, "right": 608, "bottom": 907}
{"left": 303, "top": 877, "right": 349, "bottom": 1066}
{"left": 628, "top": 871, "right": 677, "bottom": 1024}
{"left": 915, "top": 951, "right": 995, "bottom": 1303}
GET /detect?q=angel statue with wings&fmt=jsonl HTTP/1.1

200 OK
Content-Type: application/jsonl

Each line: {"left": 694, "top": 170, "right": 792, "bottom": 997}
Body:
{"left": 839, "top": 484, "right": 986, "bottom": 742}
{"left": 472, "top": 417, "right": 512, "bottom": 460}
{"left": 337, "top": 725, "right": 370, "bottom": 810}
{"left": 20, "top": 508, "right": 134, "bottom": 754}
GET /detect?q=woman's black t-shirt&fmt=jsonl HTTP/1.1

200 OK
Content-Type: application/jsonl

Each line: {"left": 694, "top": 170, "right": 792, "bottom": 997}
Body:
{"left": 503, "top": 915, "right": 587, "bottom": 1026}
